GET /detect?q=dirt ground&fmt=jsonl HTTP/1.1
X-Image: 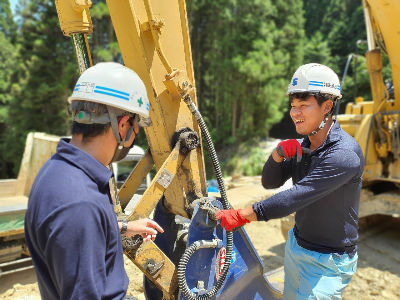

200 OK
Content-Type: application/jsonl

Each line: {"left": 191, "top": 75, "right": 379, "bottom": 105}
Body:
{"left": 1, "top": 177, "right": 399, "bottom": 299}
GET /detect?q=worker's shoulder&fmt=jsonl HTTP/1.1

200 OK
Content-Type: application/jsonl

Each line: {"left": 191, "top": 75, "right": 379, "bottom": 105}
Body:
{"left": 333, "top": 125, "right": 363, "bottom": 155}
{"left": 32, "top": 157, "right": 82, "bottom": 194}
{"left": 30, "top": 155, "right": 108, "bottom": 209}
{"left": 324, "top": 141, "right": 363, "bottom": 173}
{"left": 321, "top": 128, "right": 361, "bottom": 163}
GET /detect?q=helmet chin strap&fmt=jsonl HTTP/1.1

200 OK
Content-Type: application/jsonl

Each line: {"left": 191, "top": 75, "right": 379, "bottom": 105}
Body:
{"left": 309, "top": 114, "right": 330, "bottom": 136}
{"left": 108, "top": 107, "right": 134, "bottom": 162}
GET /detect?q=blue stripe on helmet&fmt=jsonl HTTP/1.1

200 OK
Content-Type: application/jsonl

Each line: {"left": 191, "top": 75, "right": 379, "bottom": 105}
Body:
{"left": 73, "top": 88, "right": 79, "bottom": 92}
{"left": 309, "top": 83, "right": 324, "bottom": 87}
{"left": 94, "top": 90, "right": 130, "bottom": 101}
{"left": 309, "top": 80, "right": 323, "bottom": 84}
{"left": 95, "top": 85, "right": 130, "bottom": 96}
{"left": 75, "top": 84, "right": 80, "bottom": 88}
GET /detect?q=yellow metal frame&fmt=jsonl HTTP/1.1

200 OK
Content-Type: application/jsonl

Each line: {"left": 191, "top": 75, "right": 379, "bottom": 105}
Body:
{"left": 118, "top": 150, "right": 154, "bottom": 209}
{"left": 55, "top": 0, "right": 209, "bottom": 297}
{"left": 337, "top": 0, "right": 400, "bottom": 187}
{"left": 364, "top": 0, "right": 400, "bottom": 107}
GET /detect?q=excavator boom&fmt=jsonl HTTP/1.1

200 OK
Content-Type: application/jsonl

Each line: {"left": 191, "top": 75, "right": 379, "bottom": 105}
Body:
{"left": 363, "top": 0, "right": 400, "bottom": 109}
{"left": 337, "top": 0, "right": 400, "bottom": 220}
{"left": 54, "top": 0, "right": 282, "bottom": 299}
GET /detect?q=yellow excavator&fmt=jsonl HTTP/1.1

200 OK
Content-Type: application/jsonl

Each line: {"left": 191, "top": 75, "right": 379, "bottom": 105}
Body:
{"left": 54, "top": 0, "right": 283, "bottom": 299}
{"left": 54, "top": 0, "right": 400, "bottom": 298}
{"left": 337, "top": 0, "right": 400, "bottom": 219}
{"left": 1, "top": 0, "right": 399, "bottom": 298}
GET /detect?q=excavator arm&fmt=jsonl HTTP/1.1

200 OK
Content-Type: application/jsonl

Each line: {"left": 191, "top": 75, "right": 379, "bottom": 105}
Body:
{"left": 54, "top": 1, "right": 283, "bottom": 299}
{"left": 363, "top": 0, "right": 400, "bottom": 110}
{"left": 55, "top": 0, "right": 207, "bottom": 297}
{"left": 337, "top": 0, "right": 400, "bottom": 219}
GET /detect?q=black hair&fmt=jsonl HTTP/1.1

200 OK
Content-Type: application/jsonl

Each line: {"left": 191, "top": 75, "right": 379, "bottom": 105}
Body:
{"left": 289, "top": 92, "right": 338, "bottom": 114}
{"left": 68, "top": 101, "right": 111, "bottom": 139}
{"left": 289, "top": 92, "right": 335, "bottom": 105}
{"left": 71, "top": 122, "right": 111, "bottom": 139}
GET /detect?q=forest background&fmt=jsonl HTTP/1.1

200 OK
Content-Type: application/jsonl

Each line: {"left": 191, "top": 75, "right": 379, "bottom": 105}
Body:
{"left": 0, "top": 0, "right": 393, "bottom": 178}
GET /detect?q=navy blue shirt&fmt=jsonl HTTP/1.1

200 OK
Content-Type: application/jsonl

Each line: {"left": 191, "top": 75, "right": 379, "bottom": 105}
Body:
{"left": 25, "top": 139, "right": 129, "bottom": 299}
{"left": 253, "top": 121, "right": 364, "bottom": 253}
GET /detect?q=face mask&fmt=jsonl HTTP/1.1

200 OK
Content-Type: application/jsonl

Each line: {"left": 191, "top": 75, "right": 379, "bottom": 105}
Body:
{"left": 108, "top": 111, "right": 138, "bottom": 163}
{"left": 111, "top": 139, "right": 135, "bottom": 162}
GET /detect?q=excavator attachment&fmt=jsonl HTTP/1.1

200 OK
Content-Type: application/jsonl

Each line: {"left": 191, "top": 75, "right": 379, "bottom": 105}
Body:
{"left": 177, "top": 199, "right": 283, "bottom": 300}
{"left": 55, "top": 0, "right": 283, "bottom": 299}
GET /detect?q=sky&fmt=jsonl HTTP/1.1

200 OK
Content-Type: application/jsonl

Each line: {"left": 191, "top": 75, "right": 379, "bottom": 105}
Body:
{"left": 9, "top": 0, "right": 18, "bottom": 14}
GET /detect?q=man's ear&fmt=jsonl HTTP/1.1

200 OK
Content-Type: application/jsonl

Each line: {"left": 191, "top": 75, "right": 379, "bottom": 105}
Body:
{"left": 118, "top": 115, "right": 130, "bottom": 139}
{"left": 324, "top": 100, "right": 333, "bottom": 114}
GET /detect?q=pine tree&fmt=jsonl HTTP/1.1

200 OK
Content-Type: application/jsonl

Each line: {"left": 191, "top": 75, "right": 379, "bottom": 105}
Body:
{"left": 0, "top": 0, "right": 16, "bottom": 41}
{"left": 89, "top": 0, "right": 121, "bottom": 63}
{"left": 303, "top": 32, "right": 332, "bottom": 65}
{"left": 0, "top": 1, "right": 15, "bottom": 122}
{"left": 0, "top": 0, "right": 17, "bottom": 177}
{"left": 188, "top": 0, "right": 304, "bottom": 144}
{"left": 4, "top": 0, "right": 77, "bottom": 176}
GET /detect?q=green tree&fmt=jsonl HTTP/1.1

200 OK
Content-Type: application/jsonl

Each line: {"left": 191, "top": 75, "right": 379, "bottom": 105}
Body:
{"left": 0, "top": 0, "right": 15, "bottom": 112}
{"left": 303, "top": 0, "right": 331, "bottom": 38}
{"left": 0, "top": 0, "right": 16, "bottom": 41}
{"left": 0, "top": 0, "right": 17, "bottom": 177}
{"left": 303, "top": 32, "right": 332, "bottom": 66}
{"left": 89, "top": 0, "right": 121, "bottom": 63}
{"left": 0, "top": 31, "right": 17, "bottom": 178}
{"left": 311, "top": 0, "right": 366, "bottom": 72}
{"left": 187, "top": 0, "right": 304, "bottom": 145}
{"left": 3, "top": 0, "right": 77, "bottom": 176}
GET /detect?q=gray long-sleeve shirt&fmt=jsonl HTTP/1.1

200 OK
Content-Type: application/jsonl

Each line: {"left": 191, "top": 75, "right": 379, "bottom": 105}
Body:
{"left": 253, "top": 121, "right": 364, "bottom": 253}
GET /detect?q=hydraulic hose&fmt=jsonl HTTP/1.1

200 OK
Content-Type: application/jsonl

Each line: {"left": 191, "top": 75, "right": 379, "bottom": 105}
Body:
{"left": 179, "top": 94, "right": 233, "bottom": 300}
{"left": 178, "top": 239, "right": 223, "bottom": 300}
{"left": 183, "top": 95, "right": 230, "bottom": 210}
{"left": 71, "top": 33, "right": 92, "bottom": 74}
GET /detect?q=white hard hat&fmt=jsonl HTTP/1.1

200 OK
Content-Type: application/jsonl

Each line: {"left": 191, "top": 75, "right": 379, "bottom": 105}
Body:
{"left": 287, "top": 63, "right": 342, "bottom": 99}
{"left": 69, "top": 62, "right": 151, "bottom": 126}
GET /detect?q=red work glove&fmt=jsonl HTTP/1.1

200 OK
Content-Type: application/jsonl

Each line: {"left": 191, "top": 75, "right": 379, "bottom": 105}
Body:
{"left": 276, "top": 139, "right": 302, "bottom": 162}
{"left": 216, "top": 209, "right": 250, "bottom": 231}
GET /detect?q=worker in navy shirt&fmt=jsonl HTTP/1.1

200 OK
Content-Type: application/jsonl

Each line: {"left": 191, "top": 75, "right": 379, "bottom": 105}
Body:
{"left": 217, "top": 63, "right": 364, "bottom": 299}
{"left": 25, "top": 62, "right": 163, "bottom": 300}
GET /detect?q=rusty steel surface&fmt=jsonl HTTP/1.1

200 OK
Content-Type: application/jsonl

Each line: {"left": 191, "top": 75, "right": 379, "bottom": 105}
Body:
{"left": 124, "top": 241, "right": 178, "bottom": 298}
{"left": 106, "top": 0, "right": 207, "bottom": 217}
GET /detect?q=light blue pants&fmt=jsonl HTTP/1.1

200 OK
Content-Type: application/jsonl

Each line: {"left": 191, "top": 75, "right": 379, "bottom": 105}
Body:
{"left": 284, "top": 228, "right": 357, "bottom": 300}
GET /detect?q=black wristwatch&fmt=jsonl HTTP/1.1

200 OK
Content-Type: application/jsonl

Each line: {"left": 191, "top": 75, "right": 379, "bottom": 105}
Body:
{"left": 120, "top": 219, "right": 128, "bottom": 235}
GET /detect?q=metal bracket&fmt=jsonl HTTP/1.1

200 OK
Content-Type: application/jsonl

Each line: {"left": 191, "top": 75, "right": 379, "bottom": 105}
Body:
{"left": 140, "top": 19, "right": 165, "bottom": 33}
{"left": 164, "top": 69, "right": 194, "bottom": 100}
{"left": 144, "top": 258, "right": 165, "bottom": 277}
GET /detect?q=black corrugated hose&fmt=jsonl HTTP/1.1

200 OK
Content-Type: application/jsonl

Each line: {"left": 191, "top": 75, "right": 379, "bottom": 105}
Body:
{"left": 178, "top": 95, "right": 233, "bottom": 300}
